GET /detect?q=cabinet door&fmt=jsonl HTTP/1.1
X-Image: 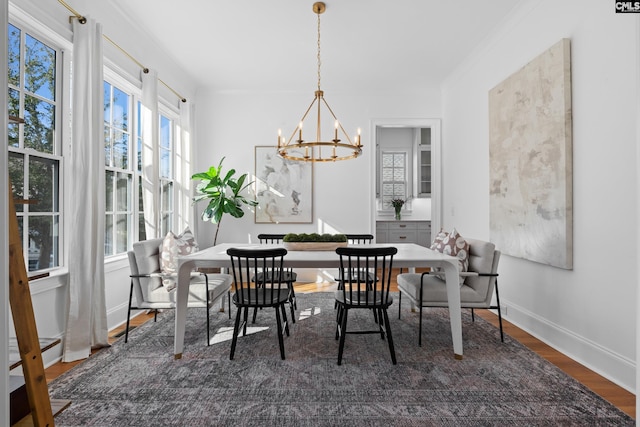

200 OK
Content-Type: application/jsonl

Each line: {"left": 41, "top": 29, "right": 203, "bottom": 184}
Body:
{"left": 376, "top": 229, "right": 388, "bottom": 243}
{"left": 417, "top": 145, "right": 431, "bottom": 198}
{"left": 417, "top": 221, "right": 431, "bottom": 247}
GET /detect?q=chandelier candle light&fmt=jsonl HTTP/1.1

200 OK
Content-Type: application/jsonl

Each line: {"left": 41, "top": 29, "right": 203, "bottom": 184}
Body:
{"left": 277, "top": 2, "right": 362, "bottom": 162}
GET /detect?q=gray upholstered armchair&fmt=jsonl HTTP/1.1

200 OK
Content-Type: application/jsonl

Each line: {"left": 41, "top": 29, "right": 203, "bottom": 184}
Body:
{"left": 126, "top": 238, "right": 232, "bottom": 344}
{"left": 397, "top": 238, "right": 502, "bottom": 345}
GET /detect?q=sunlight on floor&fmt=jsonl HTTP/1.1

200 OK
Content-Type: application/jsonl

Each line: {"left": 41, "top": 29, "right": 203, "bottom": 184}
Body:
{"left": 208, "top": 305, "right": 323, "bottom": 344}
{"left": 209, "top": 326, "right": 269, "bottom": 345}
{"left": 298, "top": 306, "right": 322, "bottom": 320}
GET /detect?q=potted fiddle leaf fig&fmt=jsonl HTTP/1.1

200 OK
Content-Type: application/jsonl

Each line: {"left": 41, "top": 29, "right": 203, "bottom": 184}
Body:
{"left": 192, "top": 157, "right": 258, "bottom": 245}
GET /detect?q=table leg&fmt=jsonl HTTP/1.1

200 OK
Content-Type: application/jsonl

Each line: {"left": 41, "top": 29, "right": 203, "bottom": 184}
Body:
{"left": 174, "top": 260, "right": 195, "bottom": 359}
{"left": 443, "top": 262, "right": 463, "bottom": 359}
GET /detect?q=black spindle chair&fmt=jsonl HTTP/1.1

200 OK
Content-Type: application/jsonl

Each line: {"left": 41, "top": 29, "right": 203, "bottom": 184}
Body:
{"left": 334, "top": 246, "right": 398, "bottom": 365}
{"left": 227, "top": 247, "right": 291, "bottom": 360}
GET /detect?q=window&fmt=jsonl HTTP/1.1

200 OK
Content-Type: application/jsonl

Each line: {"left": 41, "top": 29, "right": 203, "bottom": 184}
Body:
{"left": 136, "top": 101, "right": 145, "bottom": 242}
{"left": 158, "top": 113, "right": 174, "bottom": 236}
{"left": 135, "top": 105, "right": 177, "bottom": 242}
{"left": 104, "top": 81, "right": 133, "bottom": 256}
{"left": 380, "top": 151, "right": 407, "bottom": 208}
{"left": 8, "top": 23, "right": 62, "bottom": 272}
{"left": 104, "top": 85, "right": 177, "bottom": 256}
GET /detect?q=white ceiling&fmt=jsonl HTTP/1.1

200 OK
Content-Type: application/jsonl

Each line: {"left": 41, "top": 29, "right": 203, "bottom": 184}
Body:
{"left": 111, "top": 0, "right": 521, "bottom": 94}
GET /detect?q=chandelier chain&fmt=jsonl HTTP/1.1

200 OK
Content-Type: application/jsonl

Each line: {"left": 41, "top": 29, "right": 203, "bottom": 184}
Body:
{"left": 317, "top": 9, "right": 322, "bottom": 91}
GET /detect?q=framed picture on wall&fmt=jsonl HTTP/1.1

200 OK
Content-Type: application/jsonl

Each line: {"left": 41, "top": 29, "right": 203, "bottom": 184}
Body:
{"left": 254, "top": 146, "right": 313, "bottom": 223}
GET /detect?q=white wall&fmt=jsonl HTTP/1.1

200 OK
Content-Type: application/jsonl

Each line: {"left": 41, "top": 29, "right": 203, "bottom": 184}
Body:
{"left": 442, "top": 0, "right": 637, "bottom": 392}
{"left": 193, "top": 88, "right": 442, "bottom": 247}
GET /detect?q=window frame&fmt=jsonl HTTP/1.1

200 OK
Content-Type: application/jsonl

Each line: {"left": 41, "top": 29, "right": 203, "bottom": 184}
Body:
{"left": 379, "top": 149, "right": 410, "bottom": 211}
{"left": 104, "top": 69, "right": 181, "bottom": 256}
{"left": 157, "top": 107, "right": 177, "bottom": 237}
{"left": 103, "top": 72, "right": 140, "bottom": 258}
{"left": 7, "top": 19, "right": 65, "bottom": 274}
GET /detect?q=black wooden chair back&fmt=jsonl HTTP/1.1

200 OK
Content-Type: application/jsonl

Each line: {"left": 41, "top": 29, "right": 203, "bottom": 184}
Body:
{"left": 344, "top": 234, "right": 374, "bottom": 244}
{"left": 257, "top": 233, "right": 286, "bottom": 244}
{"left": 227, "top": 247, "right": 291, "bottom": 360}
{"left": 334, "top": 234, "right": 377, "bottom": 287}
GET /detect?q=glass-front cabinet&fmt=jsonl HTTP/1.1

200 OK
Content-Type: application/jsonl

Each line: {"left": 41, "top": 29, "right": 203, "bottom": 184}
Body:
{"left": 416, "top": 127, "right": 431, "bottom": 198}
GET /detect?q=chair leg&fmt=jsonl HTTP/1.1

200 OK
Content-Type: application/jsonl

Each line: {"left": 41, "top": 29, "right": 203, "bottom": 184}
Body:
{"left": 471, "top": 308, "right": 475, "bottom": 322}
{"left": 288, "top": 281, "right": 296, "bottom": 324}
{"left": 382, "top": 308, "right": 397, "bottom": 365}
{"left": 494, "top": 279, "right": 504, "bottom": 342}
{"left": 398, "top": 291, "right": 402, "bottom": 319}
{"left": 227, "top": 291, "right": 231, "bottom": 319}
{"left": 418, "top": 305, "right": 423, "bottom": 347}
{"left": 205, "top": 275, "right": 211, "bottom": 346}
{"left": 206, "top": 305, "right": 211, "bottom": 346}
{"left": 335, "top": 303, "right": 343, "bottom": 340}
{"left": 274, "top": 306, "right": 286, "bottom": 360}
{"left": 337, "top": 307, "right": 349, "bottom": 365}
{"left": 125, "top": 280, "right": 134, "bottom": 343}
{"left": 230, "top": 307, "right": 243, "bottom": 360}
{"left": 280, "top": 302, "right": 290, "bottom": 336}
{"left": 377, "top": 308, "right": 385, "bottom": 339}
{"left": 372, "top": 306, "right": 379, "bottom": 324}
{"left": 243, "top": 307, "right": 249, "bottom": 336}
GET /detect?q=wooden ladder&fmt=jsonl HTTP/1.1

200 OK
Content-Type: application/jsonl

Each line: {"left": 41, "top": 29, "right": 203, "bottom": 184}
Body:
{"left": 8, "top": 176, "right": 55, "bottom": 426}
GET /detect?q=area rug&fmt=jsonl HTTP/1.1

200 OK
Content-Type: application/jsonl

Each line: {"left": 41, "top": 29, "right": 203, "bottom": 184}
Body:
{"left": 49, "top": 292, "right": 634, "bottom": 426}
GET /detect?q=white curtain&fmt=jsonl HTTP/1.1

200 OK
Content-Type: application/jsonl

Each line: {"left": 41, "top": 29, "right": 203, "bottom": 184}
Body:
{"left": 176, "top": 101, "right": 195, "bottom": 231}
{"left": 141, "top": 70, "right": 160, "bottom": 239}
{"left": 63, "top": 17, "right": 109, "bottom": 362}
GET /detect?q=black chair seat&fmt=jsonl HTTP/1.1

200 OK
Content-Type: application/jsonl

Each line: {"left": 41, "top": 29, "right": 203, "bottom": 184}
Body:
{"left": 335, "top": 291, "right": 393, "bottom": 307}
{"left": 233, "top": 290, "right": 290, "bottom": 307}
{"left": 253, "top": 270, "right": 297, "bottom": 283}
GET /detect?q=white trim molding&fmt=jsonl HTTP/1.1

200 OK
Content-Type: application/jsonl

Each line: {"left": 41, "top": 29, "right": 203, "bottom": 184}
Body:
{"left": 502, "top": 298, "right": 635, "bottom": 393}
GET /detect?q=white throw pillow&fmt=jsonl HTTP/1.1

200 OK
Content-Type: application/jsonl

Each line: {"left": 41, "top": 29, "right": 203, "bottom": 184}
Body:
{"left": 159, "top": 227, "right": 199, "bottom": 291}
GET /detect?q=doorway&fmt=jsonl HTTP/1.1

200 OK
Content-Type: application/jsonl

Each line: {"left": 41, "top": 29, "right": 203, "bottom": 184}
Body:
{"left": 370, "top": 118, "right": 441, "bottom": 238}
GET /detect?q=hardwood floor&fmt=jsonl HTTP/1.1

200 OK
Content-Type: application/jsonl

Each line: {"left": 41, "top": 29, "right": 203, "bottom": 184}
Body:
{"left": 40, "top": 273, "right": 635, "bottom": 421}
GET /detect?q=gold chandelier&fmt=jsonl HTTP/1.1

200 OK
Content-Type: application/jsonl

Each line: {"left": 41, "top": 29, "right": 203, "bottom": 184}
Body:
{"left": 277, "top": 2, "right": 362, "bottom": 163}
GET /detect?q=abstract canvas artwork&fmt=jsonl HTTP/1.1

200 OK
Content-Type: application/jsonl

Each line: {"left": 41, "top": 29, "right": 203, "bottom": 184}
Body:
{"left": 254, "top": 146, "right": 313, "bottom": 223}
{"left": 489, "top": 39, "right": 573, "bottom": 269}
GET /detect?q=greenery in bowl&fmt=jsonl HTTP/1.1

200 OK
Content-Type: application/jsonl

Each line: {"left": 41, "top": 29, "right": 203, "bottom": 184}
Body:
{"left": 283, "top": 233, "right": 347, "bottom": 243}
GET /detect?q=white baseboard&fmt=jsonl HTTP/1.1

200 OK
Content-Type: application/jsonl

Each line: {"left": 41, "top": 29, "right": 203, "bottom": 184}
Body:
{"left": 496, "top": 300, "right": 636, "bottom": 394}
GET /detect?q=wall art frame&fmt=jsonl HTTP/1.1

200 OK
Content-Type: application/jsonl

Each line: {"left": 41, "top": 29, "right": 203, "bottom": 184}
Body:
{"left": 254, "top": 146, "right": 313, "bottom": 223}
{"left": 488, "top": 38, "right": 573, "bottom": 269}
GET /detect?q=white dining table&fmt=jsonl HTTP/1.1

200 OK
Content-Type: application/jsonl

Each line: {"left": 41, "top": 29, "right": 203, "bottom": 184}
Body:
{"left": 174, "top": 242, "right": 463, "bottom": 359}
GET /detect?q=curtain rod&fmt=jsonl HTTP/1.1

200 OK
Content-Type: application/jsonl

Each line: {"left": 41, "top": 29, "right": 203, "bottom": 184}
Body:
{"left": 58, "top": 0, "right": 187, "bottom": 103}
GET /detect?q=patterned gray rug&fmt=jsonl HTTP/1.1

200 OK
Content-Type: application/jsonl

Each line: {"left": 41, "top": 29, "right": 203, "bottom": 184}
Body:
{"left": 49, "top": 292, "right": 634, "bottom": 426}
